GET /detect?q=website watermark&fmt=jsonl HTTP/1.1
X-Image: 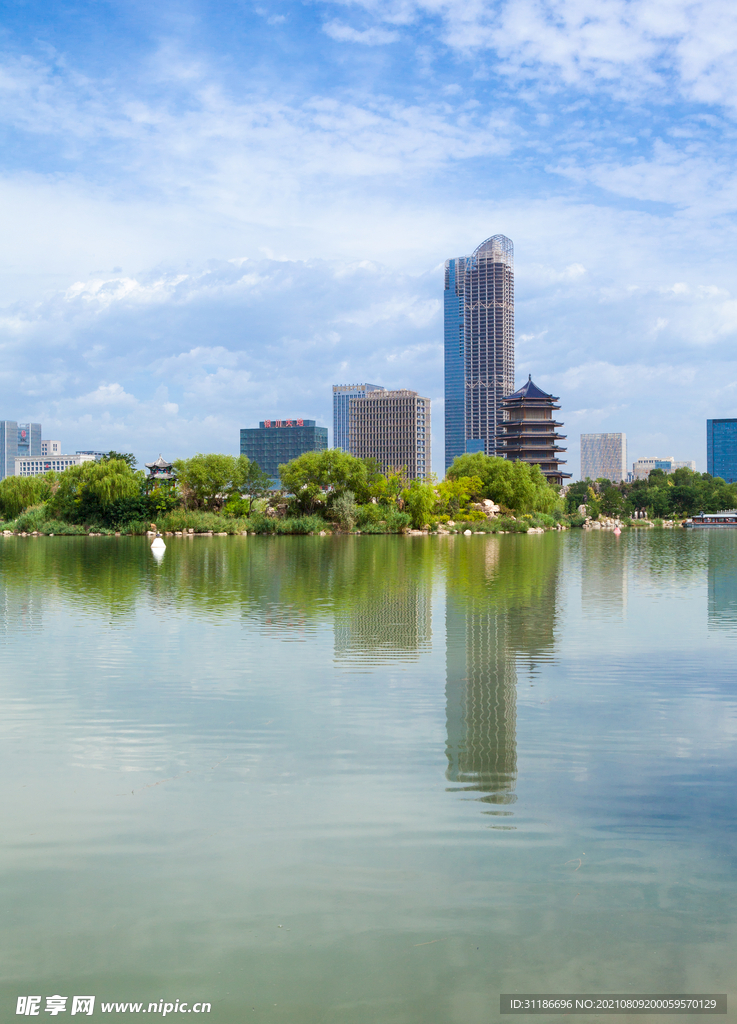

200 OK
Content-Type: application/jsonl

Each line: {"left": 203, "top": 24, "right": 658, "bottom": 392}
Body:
{"left": 16, "top": 997, "right": 211, "bottom": 1016}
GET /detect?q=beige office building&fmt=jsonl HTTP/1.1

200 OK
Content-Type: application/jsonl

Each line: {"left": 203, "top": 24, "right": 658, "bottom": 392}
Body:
{"left": 349, "top": 390, "right": 430, "bottom": 480}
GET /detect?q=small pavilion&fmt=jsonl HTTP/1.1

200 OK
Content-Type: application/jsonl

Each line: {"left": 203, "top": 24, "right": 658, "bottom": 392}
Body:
{"left": 499, "top": 376, "right": 571, "bottom": 487}
{"left": 145, "top": 455, "right": 177, "bottom": 487}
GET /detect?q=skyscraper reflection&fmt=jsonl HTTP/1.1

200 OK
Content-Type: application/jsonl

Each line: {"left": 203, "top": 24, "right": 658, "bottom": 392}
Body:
{"left": 445, "top": 536, "right": 560, "bottom": 807}
{"left": 708, "top": 532, "right": 737, "bottom": 632}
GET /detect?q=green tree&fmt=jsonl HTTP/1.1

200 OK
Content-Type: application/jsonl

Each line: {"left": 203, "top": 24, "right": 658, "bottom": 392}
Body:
{"left": 47, "top": 459, "right": 144, "bottom": 523}
{"left": 401, "top": 477, "right": 437, "bottom": 528}
{"left": 446, "top": 454, "right": 557, "bottom": 514}
{"left": 279, "top": 450, "right": 369, "bottom": 513}
{"left": 100, "top": 451, "right": 137, "bottom": 470}
{"left": 0, "top": 473, "right": 56, "bottom": 520}
{"left": 435, "top": 475, "right": 483, "bottom": 518}
{"left": 240, "top": 460, "right": 274, "bottom": 513}
{"left": 173, "top": 453, "right": 250, "bottom": 511}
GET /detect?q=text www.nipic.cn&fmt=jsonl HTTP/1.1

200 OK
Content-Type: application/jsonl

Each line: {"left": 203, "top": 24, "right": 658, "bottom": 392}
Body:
{"left": 16, "top": 997, "right": 211, "bottom": 1015}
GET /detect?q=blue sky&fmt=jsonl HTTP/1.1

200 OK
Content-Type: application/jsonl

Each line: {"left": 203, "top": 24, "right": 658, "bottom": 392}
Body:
{"left": 2, "top": 0, "right": 737, "bottom": 475}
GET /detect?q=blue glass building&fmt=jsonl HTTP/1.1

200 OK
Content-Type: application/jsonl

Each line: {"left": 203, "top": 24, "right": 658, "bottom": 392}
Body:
{"left": 444, "top": 235, "right": 515, "bottom": 471}
{"left": 707, "top": 418, "right": 737, "bottom": 483}
{"left": 332, "top": 384, "right": 384, "bottom": 451}
{"left": 0, "top": 421, "right": 42, "bottom": 479}
{"left": 240, "top": 419, "right": 328, "bottom": 482}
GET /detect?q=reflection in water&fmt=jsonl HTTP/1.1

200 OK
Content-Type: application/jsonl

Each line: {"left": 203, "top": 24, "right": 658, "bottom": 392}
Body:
{"left": 445, "top": 537, "right": 560, "bottom": 808}
{"left": 708, "top": 531, "right": 737, "bottom": 632}
{"left": 581, "top": 533, "right": 628, "bottom": 619}
{"left": 333, "top": 540, "right": 433, "bottom": 664}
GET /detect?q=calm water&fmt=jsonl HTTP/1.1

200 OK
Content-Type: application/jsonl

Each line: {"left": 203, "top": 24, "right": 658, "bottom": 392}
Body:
{"left": 1, "top": 531, "right": 735, "bottom": 1022}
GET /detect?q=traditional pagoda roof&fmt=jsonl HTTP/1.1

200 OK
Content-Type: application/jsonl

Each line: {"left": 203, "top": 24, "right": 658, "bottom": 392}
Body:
{"left": 504, "top": 375, "right": 558, "bottom": 403}
{"left": 146, "top": 455, "right": 173, "bottom": 470}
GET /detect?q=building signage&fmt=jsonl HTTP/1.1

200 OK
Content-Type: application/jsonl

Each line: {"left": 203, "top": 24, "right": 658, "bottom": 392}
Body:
{"left": 264, "top": 419, "right": 304, "bottom": 428}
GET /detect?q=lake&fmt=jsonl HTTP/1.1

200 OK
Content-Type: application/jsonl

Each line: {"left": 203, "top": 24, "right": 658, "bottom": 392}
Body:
{"left": 1, "top": 531, "right": 735, "bottom": 1022}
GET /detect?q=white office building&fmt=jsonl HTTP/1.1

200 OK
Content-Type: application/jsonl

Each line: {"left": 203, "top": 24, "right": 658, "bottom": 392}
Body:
{"left": 15, "top": 453, "right": 96, "bottom": 477}
{"left": 632, "top": 457, "right": 697, "bottom": 481}
{"left": 41, "top": 440, "right": 62, "bottom": 456}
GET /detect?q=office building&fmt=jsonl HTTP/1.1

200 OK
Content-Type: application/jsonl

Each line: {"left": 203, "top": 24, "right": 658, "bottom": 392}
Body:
{"left": 333, "top": 384, "right": 384, "bottom": 452}
{"left": 580, "top": 433, "right": 627, "bottom": 482}
{"left": 632, "top": 457, "right": 697, "bottom": 481}
{"left": 41, "top": 440, "right": 61, "bottom": 457}
{"left": 15, "top": 453, "right": 95, "bottom": 477}
{"left": 498, "top": 376, "right": 570, "bottom": 486}
{"left": 0, "top": 422, "right": 42, "bottom": 480}
{"left": 240, "top": 419, "right": 328, "bottom": 481}
{"left": 444, "top": 234, "right": 514, "bottom": 470}
{"left": 707, "top": 419, "right": 737, "bottom": 483}
{"left": 76, "top": 451, "right": 109, "bottom": 461}
{"left": 349, "top": 390, "right": 430, "bottom": 480}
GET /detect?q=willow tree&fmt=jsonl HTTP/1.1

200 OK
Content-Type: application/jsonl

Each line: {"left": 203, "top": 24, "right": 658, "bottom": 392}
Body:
{"left": 47, "top": 459, "right": 144, "bottom": 523}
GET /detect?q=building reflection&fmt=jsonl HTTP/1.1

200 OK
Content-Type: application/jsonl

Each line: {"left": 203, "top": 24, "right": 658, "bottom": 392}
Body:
{"left": 333, "top": 539, "right": 433, "bottom": 664}
{"left": 708, "top": 533, "right": 737, "bottom": 632}
{"left": 445, "top": 536, "right": 560, "bottom": 807}
{"left": 580, "top": 533, "right": 628, "bottom": 620}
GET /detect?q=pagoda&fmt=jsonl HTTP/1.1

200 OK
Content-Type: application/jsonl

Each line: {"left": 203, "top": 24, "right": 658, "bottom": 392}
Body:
{"left": 498, "top": 376, "right": 571, "bottom": 487}
{"left": 145, "top": 455, "right": 176, "bottom": 487}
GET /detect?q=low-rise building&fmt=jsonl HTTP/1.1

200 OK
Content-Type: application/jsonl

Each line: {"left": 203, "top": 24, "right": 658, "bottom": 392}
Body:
{"left": 632, "top": 457, "right": 697, "bottom": 480}
{"left": 240, "top": 419, "right": 328, "bottom": 481}
{"left": 15, "top": 453, "right": 96, "bottom": 477}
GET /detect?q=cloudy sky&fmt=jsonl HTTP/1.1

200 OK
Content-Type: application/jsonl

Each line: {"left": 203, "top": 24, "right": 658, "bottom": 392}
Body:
{"left": 2, "top": 0, "right": 737, "bottom": 475}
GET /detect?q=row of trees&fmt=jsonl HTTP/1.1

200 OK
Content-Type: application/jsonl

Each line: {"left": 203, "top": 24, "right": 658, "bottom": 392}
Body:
{"left": 0, "top": 449, "right": 563, "bottom": 530}
{"left": 565, "top": 467, "right": 737, "bottom": 519}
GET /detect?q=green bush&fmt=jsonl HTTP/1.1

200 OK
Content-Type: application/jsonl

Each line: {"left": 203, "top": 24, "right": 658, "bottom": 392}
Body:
{"left": 37, "top": 520, "right": 88, "bottom": 535}
{"left": 13, "top": 504, "right": 50, "bottom": 532}
{"left": 566, "top": 513, "right": 587, "bottom": 528}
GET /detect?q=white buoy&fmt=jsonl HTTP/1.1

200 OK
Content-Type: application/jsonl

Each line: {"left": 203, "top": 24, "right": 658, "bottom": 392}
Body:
{"left": 151, "top": 536, "right": 166, "bottom": 555}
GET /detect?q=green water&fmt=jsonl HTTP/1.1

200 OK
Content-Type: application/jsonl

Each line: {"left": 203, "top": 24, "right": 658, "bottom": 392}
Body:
{"left": 1, "top": 532, "right": 735, "bottom": 1022}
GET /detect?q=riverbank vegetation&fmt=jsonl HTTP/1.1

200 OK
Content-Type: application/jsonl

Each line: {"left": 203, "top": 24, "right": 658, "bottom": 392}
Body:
{"left": 3, "top": 450, "right": 731, "bottom": 537}
{"left": 0, "top": 451, "right": 569, "bottom": 536}
{"left": 566, "top": 467, "right": 737, "bottom": 521}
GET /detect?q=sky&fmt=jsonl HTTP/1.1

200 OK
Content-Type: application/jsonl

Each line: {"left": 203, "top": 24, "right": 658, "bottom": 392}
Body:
{"left": 2, "top": 0, "right": 737, "bottom": 476}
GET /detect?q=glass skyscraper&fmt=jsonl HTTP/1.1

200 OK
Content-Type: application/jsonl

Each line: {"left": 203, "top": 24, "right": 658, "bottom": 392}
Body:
{"left": 332, "top": 384, "right": 384, "bottom": 451}
{"left": 0, "top": 421, "right": 42, "bottom": 480}
{"left": 444, "top": 235, "right": 514, "bottom": 471}
{"left": 707, "top": 418, "right": 737, "bottom": 483}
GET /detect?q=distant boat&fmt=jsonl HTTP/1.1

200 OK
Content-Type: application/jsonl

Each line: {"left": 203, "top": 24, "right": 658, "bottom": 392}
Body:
{"left": 683, "top": 511, "right": 737, "bottom": 528}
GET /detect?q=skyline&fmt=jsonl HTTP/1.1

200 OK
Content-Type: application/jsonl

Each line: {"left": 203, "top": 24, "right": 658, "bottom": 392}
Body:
{"left": 1, "top": 1, "right": 737, "bottom": 475}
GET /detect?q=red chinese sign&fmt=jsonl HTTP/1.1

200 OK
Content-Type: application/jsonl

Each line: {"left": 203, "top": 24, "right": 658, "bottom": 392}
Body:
{"left": 264, "top": 419, "right": 304, "bottom": 428}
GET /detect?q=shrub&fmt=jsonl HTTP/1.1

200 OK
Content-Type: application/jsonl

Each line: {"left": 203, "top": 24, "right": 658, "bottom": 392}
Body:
{"left": 567, "top": 513, "right": 587, "bottom": 528}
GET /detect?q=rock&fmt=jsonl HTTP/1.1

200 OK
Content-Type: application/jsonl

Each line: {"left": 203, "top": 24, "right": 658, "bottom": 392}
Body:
{"left": 447, "top": 520, "right": 455, "bottom": 526}
{"left": 217, "top": 532, "right": 228, "bottom": 536}
{"left": 319, "top": 531, "right": 327, "bottom": 536}
{"left": 463, "top": 529, "right": 472, "bottom": 536}
{"left": 165, "top": 531, "right": 174, "bottom": 536}
{"left": 115, "top": 532, "right": 121, "bottom": 537}
{"left": 240, "top": 530, "right": 248, "bottom": 536}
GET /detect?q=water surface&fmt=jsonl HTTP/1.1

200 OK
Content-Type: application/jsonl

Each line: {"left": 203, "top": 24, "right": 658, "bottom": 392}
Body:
{"left": 1, "top": 531, "right": 735, "bottom": 1022}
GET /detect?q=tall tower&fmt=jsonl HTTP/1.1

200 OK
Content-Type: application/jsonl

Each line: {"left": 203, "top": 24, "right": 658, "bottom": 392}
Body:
{"left": 444, "top": 234, "right": 515, "bottom": 471}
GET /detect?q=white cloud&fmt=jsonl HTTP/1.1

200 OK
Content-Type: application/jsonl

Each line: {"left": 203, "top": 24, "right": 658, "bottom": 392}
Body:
{"left": 323, "top": 20, "right": 401, "bottom": 44}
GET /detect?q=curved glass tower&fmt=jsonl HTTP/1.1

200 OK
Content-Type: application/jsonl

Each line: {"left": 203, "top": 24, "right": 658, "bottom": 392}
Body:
{"left": 444, "top": 234, "right": 515, "bottom": 471}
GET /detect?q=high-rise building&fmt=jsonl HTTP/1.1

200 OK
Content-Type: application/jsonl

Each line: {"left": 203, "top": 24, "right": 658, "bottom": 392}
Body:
{"left": 332, "top": 384, "right": 384, "bottom": 452}
{"left": 707, "top": 418, "right": 737, "bottom": 483}
{"left": 41, "top": 440, "right": 61, "bottom": 457}
{"left": 498, "top": 376, "right": 570, "bottom": 486}
{"left": 0, "top": 422, "right": 42, "bottom": 480}
{"left": 444, "top": 234, "right": 514, "bottom": 470}
{"left": 580, "top": 433, "right": 627, "bottom": 482}
{"left": 349, "top": 390, "right": 430, "bottom": 480}
{"left": 240, "top": 419, "right": 328, "bottom": 481}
